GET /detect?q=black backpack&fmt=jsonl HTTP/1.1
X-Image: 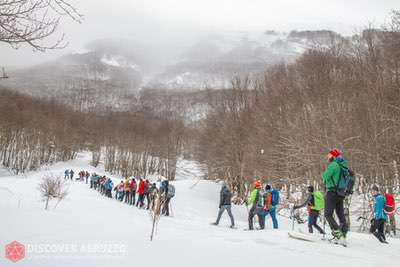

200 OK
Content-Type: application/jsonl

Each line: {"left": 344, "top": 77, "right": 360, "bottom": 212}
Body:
{"left": 336, "top": 164, "right": 355, "bottom": 197}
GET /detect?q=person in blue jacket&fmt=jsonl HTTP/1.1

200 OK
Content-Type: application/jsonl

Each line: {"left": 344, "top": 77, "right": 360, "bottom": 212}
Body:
{"left": 370, "top": 185, "right": 388, "bottom": 243}
{"left": 105, "top": 178, "right": 113, "bottom": 198}
{"left": 261, "top": 184, "right": 279, "bottom": 229}
{"left": 64, "top": 169, "right": 69, "bottom": 179}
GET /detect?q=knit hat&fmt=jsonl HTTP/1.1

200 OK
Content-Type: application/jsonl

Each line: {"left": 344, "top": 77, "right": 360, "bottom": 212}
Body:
{"left": 328, "top": 148, "right": 341, "bottom": 158}
{"left": 372, "top": 184, "right": 379, "bottom": 192}
{"left": 307, "top": 185, "right": 314, "bottom": 192}
{"left": 265, "top": 184, "right": 271, "bottom": 190}
{"left": 254, "top": 180, "right": 262, "bottom": 188}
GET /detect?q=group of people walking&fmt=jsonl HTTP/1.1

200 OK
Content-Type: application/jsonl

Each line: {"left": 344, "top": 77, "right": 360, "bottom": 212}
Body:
{"left": 64, "top": 169, "right": 90, "bottom": 183}
{"left": 212, "top": 181, "right": 281, "bottom": 230}
{"left": 64, "top": 169, "right": 176, "bottom": 216}
{"left": 90, "top": 174, "right": 176, "bottom": 216}
{"left": 64, "top": 148, "right": 396, "bottom": 245}
{"left": 212, "top": 148, "right": 396, "bottom": 245}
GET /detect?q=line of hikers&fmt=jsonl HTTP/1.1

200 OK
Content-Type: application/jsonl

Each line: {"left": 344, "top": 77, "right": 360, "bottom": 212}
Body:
{"left": 212, "top": 148, "right": 396, "bottom": 244}
{"left": 64, "top": 169, "right": 90, "bottom": 183}
{"left": 212, "top": 181, "right": 280, "bottom": 230}
{"left": 64, "top": 169, "right": 176, "bottom": 216}
{"left": 88, "top": 173, "right": 176, "bottom": 216}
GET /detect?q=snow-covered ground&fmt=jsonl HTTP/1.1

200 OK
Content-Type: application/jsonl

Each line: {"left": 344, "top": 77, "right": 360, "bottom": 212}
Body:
{"left": 1, "top": 153, "right": 399, "bottom": 267}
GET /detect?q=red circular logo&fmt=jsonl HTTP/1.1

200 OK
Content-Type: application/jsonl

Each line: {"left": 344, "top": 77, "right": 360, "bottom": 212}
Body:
{"left": 5, "top": 241, "right": 25, "bottom": 263}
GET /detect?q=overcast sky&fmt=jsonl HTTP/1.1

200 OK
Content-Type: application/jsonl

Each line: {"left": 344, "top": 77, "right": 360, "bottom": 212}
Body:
{"left": 1, "top": 0, "right": 399, "bottom": 67}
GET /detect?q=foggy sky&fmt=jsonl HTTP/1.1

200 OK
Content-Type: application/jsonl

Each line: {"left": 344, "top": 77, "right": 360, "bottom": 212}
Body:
{"left": 1, "top": 0, "right": 399, "bottom": 67}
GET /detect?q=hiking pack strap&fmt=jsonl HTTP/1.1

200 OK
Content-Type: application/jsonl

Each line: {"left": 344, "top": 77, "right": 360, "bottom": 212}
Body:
{"left": 329, "top": 162, "right": 347, "bottom": 190}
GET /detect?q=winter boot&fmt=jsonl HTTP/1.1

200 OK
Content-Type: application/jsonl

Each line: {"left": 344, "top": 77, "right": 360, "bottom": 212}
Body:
{"left": 332, "top": 230, "right": 344, "bottom": 245}
{"left": 373, "top": 232, "right": 384, "bottom": 242}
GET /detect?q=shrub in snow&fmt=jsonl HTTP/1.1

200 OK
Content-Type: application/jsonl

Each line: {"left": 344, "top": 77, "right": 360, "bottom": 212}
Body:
{"left": 38, "top": 175, "right": 68, "bottom": 210}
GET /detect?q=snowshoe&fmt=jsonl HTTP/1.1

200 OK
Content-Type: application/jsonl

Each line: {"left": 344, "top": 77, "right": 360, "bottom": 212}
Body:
{"left": 338, "top": 237, "right": 347, "bottom": 247}
{"left": 373, "top": 232, "right": 389, "bottom": 243}
{"left": 288, "top": 231, "right": 316, "bottom": 242}
{"left": 328, "top": 231, "right": 347, "bottom": 247}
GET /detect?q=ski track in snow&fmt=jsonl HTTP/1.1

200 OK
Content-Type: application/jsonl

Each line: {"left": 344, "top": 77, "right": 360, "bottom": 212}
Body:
{"left": 0, "top": 152, "right": 399, "bottom": 267}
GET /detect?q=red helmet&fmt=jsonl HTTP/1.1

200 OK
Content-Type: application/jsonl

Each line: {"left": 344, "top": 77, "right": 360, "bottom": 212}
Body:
{"left": 254, "top": 180, "right": 262, "bottom": 188}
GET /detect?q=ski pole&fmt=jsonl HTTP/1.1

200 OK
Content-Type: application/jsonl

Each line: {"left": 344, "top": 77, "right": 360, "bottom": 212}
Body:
{"left": 291, "top": 208, "right": 295, "bottom": 231}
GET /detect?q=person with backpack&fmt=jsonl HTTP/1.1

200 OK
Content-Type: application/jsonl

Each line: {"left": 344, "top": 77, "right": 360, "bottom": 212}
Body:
{"left": 113, "top": 183, "right": 119, "bottom": 199}
{"left": 246, "top": 180, "right": 264, "bottom": 230}
{"left": 124, "top": 178, "right": 130, "bottom": 204}
{"left": 79, "top": 170, "right": 84, "bottom": 181}
{"left": 160, "top": 180, "right": 175, "bottom": 216}
{"left": 85, "top": 171, "right": 90, "bottom": 184}
{"left": 262, "top": 184, "right": 279, "bottom": 229}
{"left": 370, "top": 185, "right": 388, "bottom": 243}
{"left": 383, "top": 192, "right": 396, "bottom": 236}
{"left": 293, "top": 185, "right": 325, "bottom": 234}
{"left": 100, "top": 176, "right": 104, "bottom": 193}
{"left": 117, "top": 181, "right": 125, "bottom": 201}
{"left": 212, "top": 182, "right": 235, "bottom": 228}
{"left": 136, "top": 178, "right": 145, "bottom": 208}
{"left": 69, "top": 169, "right": 74, "bottom": 180}
{"left": 105, "top": 178, "right": 113, "bottom": 198}
{"left": 129, "top": 178, "right": 136, "bottom": 206}
{"left": 144, "top": 180, "right": 151, "bottom": 209}
{"left": 64, "top": 169, "right": 69, "bottom": 179}
{"left": 322, "top": 148, "right": 351, "bottom": 245}
{"left": 92, "top": 174, "right": 98, "bottom": 190}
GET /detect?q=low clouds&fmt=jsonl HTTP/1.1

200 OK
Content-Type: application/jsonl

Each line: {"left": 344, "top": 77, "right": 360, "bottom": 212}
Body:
{"left": 1, "top": 0, "right": 399, "bottom": 67}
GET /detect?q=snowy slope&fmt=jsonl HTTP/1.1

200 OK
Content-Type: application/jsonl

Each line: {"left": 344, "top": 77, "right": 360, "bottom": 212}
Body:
{"left": 1, "top": 153, "right": 399, "bottom": 267}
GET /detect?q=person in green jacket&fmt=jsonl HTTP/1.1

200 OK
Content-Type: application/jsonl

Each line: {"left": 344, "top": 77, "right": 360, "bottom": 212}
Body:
{"left": 322, "top": 148, "right": 348, "bottom": 244}
{"left": 293, "top": 185, "right": 325, "bottom": 234}
{"left": 246, "top": 180, "right": 264, "bottom": 230}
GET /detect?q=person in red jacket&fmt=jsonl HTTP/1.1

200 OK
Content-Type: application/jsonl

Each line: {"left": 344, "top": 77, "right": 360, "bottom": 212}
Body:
{"left": 136, "top": 178, "right": 145, "bottom": 208}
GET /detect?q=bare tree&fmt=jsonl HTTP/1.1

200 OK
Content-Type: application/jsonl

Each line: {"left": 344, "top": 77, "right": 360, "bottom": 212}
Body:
{"left": 0, "top": 0, "right": 82, "bottom": 51}
{"left": 38, "top": 174, "right": 68, "bottom": 210}
{"left": 149, "top": 191, "right": 162, "bottom": 241}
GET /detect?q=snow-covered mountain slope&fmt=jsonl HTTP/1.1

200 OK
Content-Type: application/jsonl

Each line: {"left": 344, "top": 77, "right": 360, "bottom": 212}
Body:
{"left": 148, "top": 30, "right": 343, "bottom": 90}
{"left": 1, "top": 153, "right": 398, "bottom": 267}
{"left": 1, "top": 51, "right": 142, "bottom": 97}
{"left": 2, "top": 29, "right": 346, "bottom": 100}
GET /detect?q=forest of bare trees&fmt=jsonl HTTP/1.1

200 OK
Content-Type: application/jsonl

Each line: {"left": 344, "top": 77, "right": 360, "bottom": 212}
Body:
{"left": 0, "top": 87, "right": 185, "bottom": 179}
{"left": 0, "top": 89, "right": 83, "bottom": 173}
{"left": 194, "top": 11, "right": 400, "bottom": 198}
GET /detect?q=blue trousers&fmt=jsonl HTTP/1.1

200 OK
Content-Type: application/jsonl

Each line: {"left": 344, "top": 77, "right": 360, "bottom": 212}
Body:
{"left": 262, "top": 207, "right": 278, "bottom": 229}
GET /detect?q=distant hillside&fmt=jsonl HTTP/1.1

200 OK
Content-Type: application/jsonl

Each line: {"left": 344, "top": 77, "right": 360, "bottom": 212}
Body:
{"left": 0, "top": 29, "right": 347, "bottom": 107}
{"left": 147, "top": 29, "right": 346, "bottom": 90}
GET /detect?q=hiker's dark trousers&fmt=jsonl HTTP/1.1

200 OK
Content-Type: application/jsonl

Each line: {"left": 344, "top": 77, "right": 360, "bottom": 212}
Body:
{"left": 248, "top": 206, "right": 263, "bottom": 230}
{"left": 216, "top": 205, "right": 235, "bottom": 226}
{"left": 308, "top": 210, "right": 324, "bottom": 234}
{"left": 324, "top": 191, "right": 347, "bottom": 234}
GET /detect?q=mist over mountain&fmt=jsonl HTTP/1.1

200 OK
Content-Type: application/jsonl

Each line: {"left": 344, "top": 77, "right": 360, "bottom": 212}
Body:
{"left": 2, "top": 28, "right": 347, "bottom": 101}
